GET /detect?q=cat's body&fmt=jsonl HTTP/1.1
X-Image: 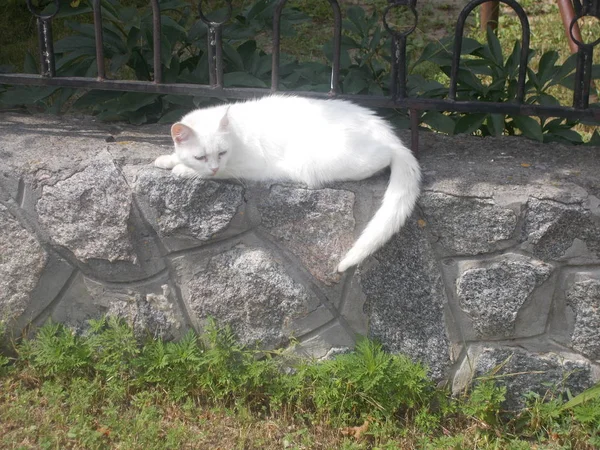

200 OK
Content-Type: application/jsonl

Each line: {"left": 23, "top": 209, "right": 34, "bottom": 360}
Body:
{"left": 155, "top": 95, "right": 421, "bottom": 272}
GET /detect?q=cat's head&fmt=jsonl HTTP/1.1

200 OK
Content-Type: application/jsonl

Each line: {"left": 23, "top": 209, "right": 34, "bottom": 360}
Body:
{"left": 171, "top": 109, "right": 232, "bottom": 177}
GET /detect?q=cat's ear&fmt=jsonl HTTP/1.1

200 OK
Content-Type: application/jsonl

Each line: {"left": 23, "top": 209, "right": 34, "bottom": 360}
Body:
{"left": 171, "top": 123, "right": 193, "bottom": 144}
{"left": 218, "top": 107, "right": 230, "bottom": 131}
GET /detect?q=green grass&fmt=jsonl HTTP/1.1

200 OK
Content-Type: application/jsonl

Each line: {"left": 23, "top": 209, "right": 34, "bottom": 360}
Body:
{"left": 1, "top": 318, "right": 600, "bottom": 449}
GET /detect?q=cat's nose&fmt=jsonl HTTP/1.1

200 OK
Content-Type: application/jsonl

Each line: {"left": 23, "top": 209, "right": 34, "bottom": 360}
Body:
{"left": 211, "top": 168, "right": 219, "bottom": 174}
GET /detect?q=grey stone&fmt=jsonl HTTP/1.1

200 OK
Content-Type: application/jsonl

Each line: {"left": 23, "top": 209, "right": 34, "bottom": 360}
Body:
{"left": 0, "top": 204, "right": 47, "bottom": 324}
{"left": 521, "top": 198, "right": 600, "bottom": 263}
{"left": 36, "top": 160, "right": 135, "bottom": 263}
{"left": 173, "top": 241, "right": 328, "bottom": 349}
{"left": 456, "top": 254, "right": 553, "bottom": 339}
{"left": 565, "top": 272, "right": 600, "bottom": 361}
{"left": 291, "top": 320, "right": 356, "bottom": 360}
{"left": 0, "top": 172, "right": 20, "bottom": 203}
{"left": 12, "top": 252, "right": 74, "bottom": 334}
{"left": 453, "top": 345, "right": 599, "bottom": 410}
{"left": 418, "top": 133, "right": 600, "bottom": 200}
{"left": 52, "top": 273, "right": 187, "bottom": 340}
{"left": 361, "top": 218, "right": 450, "bottom": 380}
{"left": 135, "top": 167, "right": 246, "bottom": 252}
{"left": 258, "top": 185, "right": 355, "bottom": 285}
{"left": 419, "top": 191, "right": 518, "bottom": 255}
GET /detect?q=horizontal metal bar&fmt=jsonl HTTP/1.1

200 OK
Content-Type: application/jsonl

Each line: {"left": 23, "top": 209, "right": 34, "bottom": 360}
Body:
{"left": 1, "top": 73, "right": 598, "bottom": 121}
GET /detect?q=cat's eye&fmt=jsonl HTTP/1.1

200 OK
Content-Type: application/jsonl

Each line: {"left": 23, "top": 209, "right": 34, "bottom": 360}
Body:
{"left": 194, "top": 155, "right": 207, "bottom": 162}
{"left": 218, "top": 151, "right": 227, "bottom": 157}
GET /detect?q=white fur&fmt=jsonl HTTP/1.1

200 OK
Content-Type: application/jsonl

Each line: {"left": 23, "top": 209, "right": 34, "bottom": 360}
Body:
{"left": 155, "top": 95, "right": 421, "bottom": 272}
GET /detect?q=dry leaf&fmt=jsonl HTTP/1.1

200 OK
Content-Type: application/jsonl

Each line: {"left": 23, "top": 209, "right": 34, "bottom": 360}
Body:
{"left": 520, "top": 163, "right": 531, "bottom": 167}
{"left": 340, "top": 419, "right": 369, "bottom": 440}
{"left": 96, "top": 426, "right": 111, "bottom": 437}
{"left": 417, "top": 219, "right": 427, "bottom": 228}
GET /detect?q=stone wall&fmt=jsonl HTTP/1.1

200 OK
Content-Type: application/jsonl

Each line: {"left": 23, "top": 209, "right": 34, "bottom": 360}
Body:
{"left": 1, "top": 112, "right": 599, "bottom": 407}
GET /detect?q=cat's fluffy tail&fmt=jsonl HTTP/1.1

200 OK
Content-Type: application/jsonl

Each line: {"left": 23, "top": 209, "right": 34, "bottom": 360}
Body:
{"left": 337, "top": 146, "right": 421, "bottom": 272}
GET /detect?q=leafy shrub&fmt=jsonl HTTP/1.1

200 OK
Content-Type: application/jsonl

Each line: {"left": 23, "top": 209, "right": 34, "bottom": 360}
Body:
{"left": 2, "top": 317, "right": 600, "bottom": 447}
{"left": 1, "top": 0, "right": 597, "bottom": 143}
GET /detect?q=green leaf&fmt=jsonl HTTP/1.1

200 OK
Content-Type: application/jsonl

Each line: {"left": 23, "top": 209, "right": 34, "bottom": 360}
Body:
{"left": 456, "top": 68, "right": 484, "bottom": 93}
{"left": 537, "top": 50, "right": 559, "bottom": 86}
{"left": 254, "top": 55, "right": 272, "bottom": 77}
{"left": 54, "top": 36, "right": 96, "bottom": 53}
{"left": 246, "top": 0, "right": 271, "bottom": 20}
{"left": 161, "top": 15, "right": 187, "bottom": 36}
{"left": 461, "top": 37, "right": 484, "bottom": 55}
{"left": 73, "top": 90, "right": 123, "bottom": 110}
{"left": 55, "top": 50, "right": 93, "bottom": 72}
{"left": 188, "top": 20, "right": 207, "bottom": 43}
{"left": 550, "top": 53, "right": 578, "bottom": 89}
{"left": 158, "top": 108, "right": 189, "bottom": 124}
{"left": 222, "top": 43, "right": 245, "bottom": 72}
{"left": 454, "top": 113, "right": 487, "bottom": 135}
{"left": 561, "top": 383, "right": 600, "bottom": 411}
{"left": 343, "top": 68, "right": 369, "bottom": 94}
{"left": 236, "top": 40, "right": 258, "bottom": 70}
{"left": 159, "top": 0, "right": 189, "bottom": 12}
{"left": 504, "top": 40, "right": 521, "bottom": 77}
{"left": 487, "top": 113, "right": 505, "bottom": 136}
{"left": 116, "top": 92, "right": 160, "bottom": 113}
{"left": 543, "top": 118, "right": 565, "bottom": 132}
{"left": 511, "top": 115, "right": 543, "bottom": 142}
{"left": 110, "top": 53, "right": 130, "bottom": 74}
{"left": 486, "top": 27, "right": 503, "bottom": 66}
{"left": 587, "top": 130, "right": 600, "bottom": 146}
{"left": 127, "top": 27, "right": 142, "bottom": 51}
{"left": 422, "top": 111, "right": 456, "bottom": 135}
{"left": 0, "top": 86, "right": 59, "bottom": 106}
{"left": 223, "top": 72, "right": 267, "bottom": 88}
{"left": 23, "top": 52, "right": 38, "bottom": 74}
{"left": 538, "top": 93, "right": 560, "bottom": 106}
{"left": 160, "top": 34, "right": 172, "bottom": 68}
{"left": 346, "top": 6, "right": 366, "bottom": 36}
{"left": 548, "top": 128, "right": 583, "bottom": 144}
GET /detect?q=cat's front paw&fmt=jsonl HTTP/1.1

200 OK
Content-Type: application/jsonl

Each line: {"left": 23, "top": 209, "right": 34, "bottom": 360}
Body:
{"left": 154, "top": 153, "right": 179, "bottom": 169}
{"left": 171, "top": 163, "right": 198, "bottom": 178}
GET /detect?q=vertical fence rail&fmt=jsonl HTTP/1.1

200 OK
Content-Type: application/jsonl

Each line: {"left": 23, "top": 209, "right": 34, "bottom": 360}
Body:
{"left": 151, "top": 0, "right": 162, "bottom": 83}
{"left": 92, "top": 0, "right": 106, "bottom": 79}
{"left": 449, "top": 0, "right": 531, "bottom": 103}
{"left": 570, "top": 0, "right": 600, "bottom": 108}
{"left": 26, "top": 0, "right": 59, "bottom": 77}
{"left": 198, "top": 0, "right": 232, "bottom": 88}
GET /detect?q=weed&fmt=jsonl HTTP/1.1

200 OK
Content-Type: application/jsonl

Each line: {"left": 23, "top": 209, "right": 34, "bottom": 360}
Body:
{"left": 1, "top": 318, "right": 599, "bottom": 448}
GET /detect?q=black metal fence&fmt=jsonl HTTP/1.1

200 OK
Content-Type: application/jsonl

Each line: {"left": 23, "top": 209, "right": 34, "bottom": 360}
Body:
{"left": 0, "top": 0, "right": 598, "bottom": 153}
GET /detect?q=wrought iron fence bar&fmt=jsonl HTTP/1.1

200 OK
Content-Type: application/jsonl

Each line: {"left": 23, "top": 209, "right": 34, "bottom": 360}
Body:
{"left": 92, "top": 0, "right": 106, "bottom": 79}
{"left": 36, "top": 18, "right": 56, "bottom": 77}
{"left": 328, "top": 0, "right": 342, "bottom": 94}
{"left": 384, "top": 1, "right": 418, "bottom": 100}
{"left": 198, "top": 1, "right": 231, "bottom": 88}
{"left": 26, "top": 0, "right": 59, "bottom": 78}
{"left": 574, "top": 46, "right": 594, "bottom": 109}
{"left": 2, "top": 73, "right": 598, "bottom": 121}
{"left": 150, "top": 0, "right": 162, "bottom": 83}
{"left": 391, "top": 36, "right": 407, "bottom": 99}
{"left": 271, "top": 0, "right": 287, "bottom": 91}
{"left": 450, "top": 0, "right": 530, "bottom": 103}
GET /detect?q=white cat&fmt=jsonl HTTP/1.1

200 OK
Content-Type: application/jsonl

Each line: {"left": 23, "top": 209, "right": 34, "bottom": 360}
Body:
{"left": 154, "top": 95, "right": 421, "bottom": 273}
